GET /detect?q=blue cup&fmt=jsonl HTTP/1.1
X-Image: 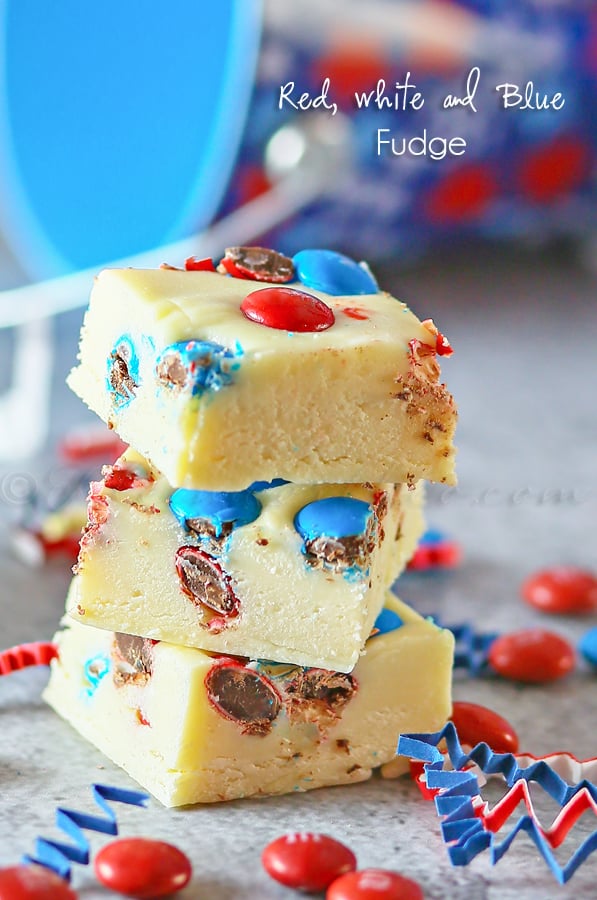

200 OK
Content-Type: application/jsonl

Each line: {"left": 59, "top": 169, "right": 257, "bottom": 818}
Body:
{"left": 0, "top": 0, "right": 261, "bottom": 278}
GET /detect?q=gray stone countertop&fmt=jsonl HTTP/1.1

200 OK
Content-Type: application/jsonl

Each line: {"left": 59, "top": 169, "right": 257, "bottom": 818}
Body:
{"left": 0, "top": 244, "right": 596, "bottom": 898}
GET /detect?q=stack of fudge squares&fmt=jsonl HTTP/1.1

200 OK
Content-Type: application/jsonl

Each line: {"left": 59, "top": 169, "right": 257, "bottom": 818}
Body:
{"left": 45, "top": 246, "right": 458, "bottom": 807}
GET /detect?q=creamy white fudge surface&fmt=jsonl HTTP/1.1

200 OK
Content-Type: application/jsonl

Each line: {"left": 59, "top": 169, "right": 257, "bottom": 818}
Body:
{"left": 69, "top": 450, "right": 424, "bottom": 672}
{"left": 45, "top": 593, "right": 454, "bottom": 806}
{"left": 67, "top": 264, "right": 457, "bottom": 490}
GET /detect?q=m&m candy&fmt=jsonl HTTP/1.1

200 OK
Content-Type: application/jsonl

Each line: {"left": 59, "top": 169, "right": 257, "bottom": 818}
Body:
{"left": 94, "top": 838, "right": 192, "bottom": 898}
{"left": 262, "top": 833, "right": 356, "bottom": 893}
{"left": 293, "top": 249, "right": 378, "bottom": 296}
{"left": 521, "top": 566, "right": 597, "bottom": 615}
{"left": 218, "top": 246, "right": 294, "bottom": 282}
{"left": 241, "top": 287, "right": 335, "bottom": 332}
{"left": 579, "top": 626, "right": 597, "bottom": 667}
{"left": 450, "top": 701, "right": 519, "bottom": 753}
{"left": 326, "top": 868, "right": 423, "bottom": 899}
{"left": 0, "top": 865, "right": 77, "bottom": 900}
{"left": 488, "top": 629, "right": 576, "bottom": 683}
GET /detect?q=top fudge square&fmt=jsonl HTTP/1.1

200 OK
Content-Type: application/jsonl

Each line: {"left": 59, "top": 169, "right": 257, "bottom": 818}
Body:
{"left": 68, "top": 248, "right": 457, "bottom": 491}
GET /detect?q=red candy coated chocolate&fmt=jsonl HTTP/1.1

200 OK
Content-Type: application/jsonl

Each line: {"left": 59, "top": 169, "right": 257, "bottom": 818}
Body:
{"left": 241, "top": 287, "right": 335, "bottom": 332}
{"left": 185, "top": 256, "right": 216, "bottom": 271}
{"left": 38, "top": 533, "right": 81, "bottom": 562}
{"left": 450, "top": 701, "right": 519, "bottom": 753}
{"left": 94, "top": 838, "right": 191, "bottom": 898}
{"left": 58, "top": 430, "right": 127, "bottom": 463}
{"left": 103, "top": 467, "right": 138, "bottom": 491}
{"left": 326, "top": 868, "right": 423, "bottom": 900}
{"left": 522, "top": 566, "right": 597, "bottom": 615}
{"left": 488, "top": 629, "right": 576, "bottom": 683}
{"left": 219, "top": 246, "right": 294, "bottom": 282}
{"left": 0, "top": 865, "right": 77, "bottom": 900}
{"left": 262, "top": 833, "right": 356, "bottom": 893}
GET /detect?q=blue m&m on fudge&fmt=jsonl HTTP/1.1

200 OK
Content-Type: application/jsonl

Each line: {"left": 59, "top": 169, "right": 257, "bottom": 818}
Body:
{"left": 293, "top": 249, "right": 378, "bottom": 296}
{"left": 294, "top": 496, "right": 375, "bottom": 573}
{"left": 169, "top": 487, "right": 261, "bottom": 547}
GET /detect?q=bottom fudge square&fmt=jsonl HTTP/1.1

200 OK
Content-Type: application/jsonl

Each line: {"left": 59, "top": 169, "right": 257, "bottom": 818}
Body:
{"left": 44, "top": 593, "right": 453, "bottom": 806}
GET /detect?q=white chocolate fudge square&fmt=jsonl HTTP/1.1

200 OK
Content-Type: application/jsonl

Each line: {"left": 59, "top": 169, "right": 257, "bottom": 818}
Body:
{"left": 44, "top": 594, "right": 454, "bottom": 806}
{"left": 69, "top": 450, "right": 424, "bottom": 672}
{"left": 67, "top": 263, "right": 457, "bottom": 490}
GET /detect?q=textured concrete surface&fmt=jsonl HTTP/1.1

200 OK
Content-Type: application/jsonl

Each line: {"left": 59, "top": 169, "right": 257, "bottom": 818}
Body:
{"left": 1, "top": 245, "right": 596, "bottom": 897}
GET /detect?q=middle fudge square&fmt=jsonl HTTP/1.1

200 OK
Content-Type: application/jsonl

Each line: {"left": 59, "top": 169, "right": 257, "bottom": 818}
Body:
{"left": 68, "top": 449, "right": 424, "bottom": 672}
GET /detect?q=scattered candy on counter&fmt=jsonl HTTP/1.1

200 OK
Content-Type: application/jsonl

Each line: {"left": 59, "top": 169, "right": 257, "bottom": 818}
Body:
{"left": 22, "top": 784, "right": 149, "bottom": 881}
{"left": 8, "top": 427, "right": 137, "bottom": 569}
{"left": 21, "top": 502, "right": 87, "bottom": 565}
{"left": 58, "top": 428, "right": 127, "bottom": 464}
{"left": 10, "top": 524, "right": 82, "bottom": 567}
{"left": 579, "top": 627, "right": 597, "bottom": 667}
{"left": 326, "top": 868, "right": 424, "bottom": 900}
{"left": 0, "top": 642, "right": 58, "bottom": 676}
{"left": 0, "top": 864, "right": 77, "bottom": 900}
{"left": 521, "top": 566, "right": 597, "bottom": 616}
{"left": 398, "top": 723, "right": 597, "bottom": 884}
{"left": 94, "top": 838, "right": 192, "bottom": 899}
{"left": 406, "top": 529, "right": 462, "bottom": 572}
{"left": 487, "top": 629, "right": 576, "bottom": 684}
{"left": 449, "top": 701, "right": 519, "bottom": 755}
{"left": 262, "top": 833, "right": 356, "bottom": 893}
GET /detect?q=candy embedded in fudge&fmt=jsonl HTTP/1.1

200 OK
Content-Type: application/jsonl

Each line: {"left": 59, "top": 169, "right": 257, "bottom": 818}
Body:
{"left": 44, "top": 594, "right": 454, "bottom": 806}
{"left": 67, "top": 249, "right": 457, "bottom": 490}
{"left": 69, "top": 450, "right": 424, "bottom": 672}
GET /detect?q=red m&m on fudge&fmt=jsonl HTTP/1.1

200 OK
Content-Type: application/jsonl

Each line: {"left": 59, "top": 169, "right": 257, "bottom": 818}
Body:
{"left": 241, "top": 286, "right": 335, "bottom": 331}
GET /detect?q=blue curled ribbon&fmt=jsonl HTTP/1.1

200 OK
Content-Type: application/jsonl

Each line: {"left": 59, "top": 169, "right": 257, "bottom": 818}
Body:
{"left": 22, "top": 783, "right": 149, "bottom": 880}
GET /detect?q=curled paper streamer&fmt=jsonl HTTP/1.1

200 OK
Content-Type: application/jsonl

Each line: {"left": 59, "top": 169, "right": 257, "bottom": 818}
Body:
{"left": 429, "top": 616, "right": 498, "bottom": 675}
{"left": 398, "top": 724, "right": 597, "bottom": 883}
{"left": 0, "top": 642, "right": 58, "bottom": 675}
{"left": 22, "top": 783, "right": 149, "bottom": 880}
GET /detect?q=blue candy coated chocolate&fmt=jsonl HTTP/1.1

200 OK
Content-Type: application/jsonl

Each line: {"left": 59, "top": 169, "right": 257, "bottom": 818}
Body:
{"left": 372, "top": 607, "right": 404, "bottom": 636}
{"left": 83, "top": 653, "right": 111, "bottom": 698}
{"left": 169, "top": 487, "right": 261, "bottom": 537}
{"left": 106, "top": 333, "right": 140, "bottom": 407}
{"left": 156, "top": 339, "right": 241, "bottom": 395}
{"left": 294, "top": 496, "right": 372, "bottom": 541}
{"left": 249, "top": 478, "right": 289, "bottom": 492}
{"left": 293, "top": 249, "right": 378, "bottom": 296}
{"left": 579, "top": 627, "right": 597, "bottom": 666}
{"left": 419, "top": 527, "right": 446, "bottom": 545}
